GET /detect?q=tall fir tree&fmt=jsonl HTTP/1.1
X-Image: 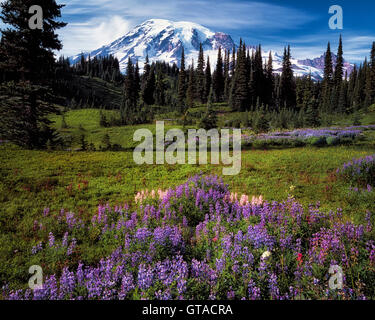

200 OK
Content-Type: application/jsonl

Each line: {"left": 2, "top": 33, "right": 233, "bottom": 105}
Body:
{"left": 265, "top": 51, "right": 274, "bottom": 107}
{"left": 0, "top": 0, "right": 66, "bottom": 148}
{"left": 365, "top": 42, "right": 375, "bottom": 107}
{"left": 321, "top": 42, "right": 333, "bottom": 112}
{"left": 229, "top": 42, "right": 249, "bottom": 112}
{"left": 134, "top": 62, "right": 141, "bottom": 103}
{"left": 186, "top": 60, "right": 195, "bottom": 109}
{"left": 304, "top": 97, "right": 320, "bottom": 127}
{"left": 334, "top": 35, "right": 344, "bottom": 86}
{"left": 154, "top": 69, "right": 166, "bottom": 106}
{"left": 196, "top": 43, "right": 205, "bottom": 103}
{"left": 177, "top": 47, "right": 186, "bottom": 110}
{"left": 224, "top": 49, "right": 231, "bottom": 102}
{"left": 213, "top": 46, "right": 224, "bottom": 102}
{"left": 141, "top": 55, "right": 151, "bottom": 103}
{"left": 143, "top": 64, "right": 156, "bottom": 105}
{"left": 122, "top": 58, "right": 135, "bottom": 116}
{"left": 280, "top": 45, "right": 296, "bottom": 109}
{"left": 204, "top": 56, "right": 212, "bottom": 103}
{"left": 332, "top": 36, "right": 344, "bottom": 110}
{"left": 200, "top": 86, "right": 217, "bottom": 130}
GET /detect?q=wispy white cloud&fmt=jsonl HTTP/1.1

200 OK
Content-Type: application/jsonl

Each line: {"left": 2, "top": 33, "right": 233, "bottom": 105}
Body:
{"left": 257, "top": 32, "right": 375, "bottom": 63}
{"left": 58, "top": 0, "right": 317, "bottom": 56}
{"left": 59, "top": 15, "right": 132, "bottom": 56}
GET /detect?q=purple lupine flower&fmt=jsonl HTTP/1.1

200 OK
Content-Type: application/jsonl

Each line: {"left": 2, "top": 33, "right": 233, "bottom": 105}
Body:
{"left": 31, "top": 242, "right": 43, "bottom": 255}
{"left": 62, "top": 232, "right": 69, "bottom": 247}
{"left": 43, "top": 208, "right": 50, "bottom": 217}
{"left": 48, "top": 232, "right": 55, "bottom": 247}
{"left": 137, "top": 264, "right": 153, "bottom": 290}
{"left": 248, "top": 280, "right": 261, "bottom": 300}
{"left": 227, "top": 287, "right": 235, "bottom": 300}
{"left": 67, "top": 238, "right": 77, "bottom": 256}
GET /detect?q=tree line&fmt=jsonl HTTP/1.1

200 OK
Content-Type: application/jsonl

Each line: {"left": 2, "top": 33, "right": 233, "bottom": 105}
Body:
{"left": 120, "top": 36, "right": 375, "bottom": 126}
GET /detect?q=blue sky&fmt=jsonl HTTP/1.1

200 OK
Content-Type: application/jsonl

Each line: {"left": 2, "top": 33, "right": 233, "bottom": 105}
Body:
{"left": 2, "top": 0, "right": 375, "bottom": 62}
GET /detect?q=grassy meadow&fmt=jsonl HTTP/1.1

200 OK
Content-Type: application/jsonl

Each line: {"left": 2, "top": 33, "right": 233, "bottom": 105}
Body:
{"left": 1, "top": 106, "right": 375, "bottom": 292}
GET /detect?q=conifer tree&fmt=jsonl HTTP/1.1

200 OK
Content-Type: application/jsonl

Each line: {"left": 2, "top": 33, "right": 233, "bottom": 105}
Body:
{"left": 123, "top": 58, "right": 135, "bottom": 111}
{"left": 280, "top": 45, "right": 296, "bottom": 109}
{"left": 80, "top": 134, "right": 88, "bottom": 151}
{"left": 186, "top": 61, "right": 195, "bottom": 109}
{"left": 141, "top": 55, "right": 151, "bottom": 103}
{"left": 265, "top": 51, "right": 274, "bottom": 107}
{"left": 224, "top": 49, "right": 231, "bottom": 102}
{"left": 200, "top": 87, "right": 217, "bottom": 130}
{"left": 154, "top": 69, "right": 166, "bottom": 106}
{"left": 204, "top": 56, "right": 212, "bottom": 103}
{"left": 144, "top": 65, "right": 156, "bottom": 105}
{"left": 253, "top": 104, "right": 269, "bottom": 133}
{"left": 0, "top": 0, "right": 66, "bottom": 149}
{"left": 334, "top": 35, "right": 344, "bottom": 86}
{"left": 229, "top": 42, "right": 249, "bottom": 112}
{"left": 177, "top": 48, "right": 186, "bottom": 110}
{"left": 196, "top": 43, "right": 205, "bottom": 103}
{"left": 253, "top": 45, "right": 265, "bottom": 105}
{"left": 134, "top": 62, "right": 141, "bottom": 103}
{"left": 304, "top": 97, "right": 319, "bottom": 127}
{"left": 338, "top": 81, "right": 348, "bottom": 114}
{"left": 321, "top": 42, "right": 333, "bottom": 112}
{"left": 231, "top": 46, "right": 236, "bottom": 77}
{"left": 213, "top": 46, "right": 224, "bottom": 102}
{"left": 365, "top": 42, "right": 375, "bottom": 107}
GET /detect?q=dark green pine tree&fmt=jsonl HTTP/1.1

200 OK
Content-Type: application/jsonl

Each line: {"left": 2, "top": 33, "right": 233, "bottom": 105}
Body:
{"left": 334, "top": 35, "right": 344, "bottom": 86}
{"left": 144, "top": 64, "right": 156, "bottom": 105}
{"left": 338, "top": 80, "right": 348, "bottom": 114}
{"left": 0, "top": 0, "right": 66, "bottom": 149}
{"left": 121, "top": 58, "right": 135, "bottom": 123}
{"left": 80, "top": 134, "right": 88, "bottom": 151}
{"left": 280, "top": 45, "right": 296, "bottom": 109}
{"left": 177, "top": 47, "right": 187, "bottom": 110}
{"left": 134, "top": 61, "right": 141, "bottom": 103}
{"left": 204, "top": 56, "right": 212, "bottom": 103}
{"left": 0, "top": 0, "right": 66, "bottom": 82}
{"left": 253, "top": 45, "right": 265, "bottom": 105}
{"left": 332, "top": 36, "right": 344, "bottom": 111}
{"left": 253, "top": 104, "right": 269, "bottom": 133}
{"left": 154, "top": 69, "right": 166, "bottom": 106}
{"left": 224, "top": 49, "right": 231, "bottom": 102}
{"left": 213, "top": 46, "right": 224, "bottom": 102}
{"left": 352, "top": 70, "right": 361, "bottom": 112}
{"left": 200, "top": 87, "right": 218, "bottom": 130}
{"left": 229, "top": 42, "right": 249, "bottom": 112}
{"left": 231, "top": 46, "right": 236, "bottom": 77}
{"left": 265, "top": 51, "right": 274, "bottom": 107}
{"left": 321, "top": 42, "right": 333, "bottom": 112}
{"left": 141, "top": 55, "right": 151, "bottom": 104}
{"left": 347, "top": 65, "right": 357, "bottom": 113}
{"left": 304, "top": 97, "right": 320, "bottom": 127}
{"left": 365, "top": 42, "right": 375, "bottom": 107}
{"left": 186, "top": 60, "right": 195, "bottom": 109}
{"left": 196, "top": 43, "right": 205, "bottom": 103}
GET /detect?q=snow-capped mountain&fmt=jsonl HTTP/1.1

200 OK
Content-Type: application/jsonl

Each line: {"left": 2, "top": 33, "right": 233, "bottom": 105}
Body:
{"left": 69, "top": 19, "right": 353, "bottom": 81}
{"left": 297, "top": 54, "right": 355, "bottom": 79}
{"left": 70, "top": 19, "right": 235, "bottom": 71}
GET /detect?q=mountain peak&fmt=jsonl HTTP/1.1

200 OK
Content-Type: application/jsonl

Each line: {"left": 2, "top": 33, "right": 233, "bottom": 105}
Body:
{"left": 69, "top": 19, "right": 354, "bottom": 80}
{"left": 70, "top": 19, "right": 234, "bottom": 71}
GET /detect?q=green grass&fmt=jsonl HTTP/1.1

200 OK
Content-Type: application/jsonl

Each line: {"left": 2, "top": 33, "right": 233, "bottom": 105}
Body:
{"left": 50, "top": 109, "right": 192, "bottom": 150}
{"left": 2, "top": 107, "right": 375, "bottom": 290}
